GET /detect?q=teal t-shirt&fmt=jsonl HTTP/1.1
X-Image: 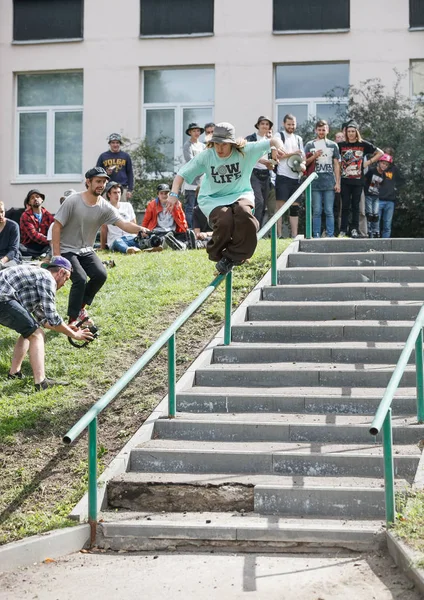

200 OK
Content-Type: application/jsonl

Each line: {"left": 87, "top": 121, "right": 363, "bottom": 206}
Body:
{"left": 178, "top": 140, "right": 270, "bottom": 217}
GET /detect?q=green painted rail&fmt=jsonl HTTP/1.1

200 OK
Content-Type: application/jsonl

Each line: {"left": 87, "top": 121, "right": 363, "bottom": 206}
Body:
{"left": 63, "top": 172, "right": 317, "bottom": 543}
{"left": 369, "top": 305, "right": 424, "bottom": 527}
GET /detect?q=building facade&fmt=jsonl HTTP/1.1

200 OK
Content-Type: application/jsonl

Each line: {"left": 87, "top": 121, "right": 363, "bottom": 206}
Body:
{"left": 1, "top": 0, "right": 423, "bottom": 211}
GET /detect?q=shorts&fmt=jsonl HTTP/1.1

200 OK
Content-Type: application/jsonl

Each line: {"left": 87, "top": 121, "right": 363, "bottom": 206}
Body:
{"left": 276, "top": 174, "right": 301, "bottom": 202}
{"left": 0, "top": 300, "right": 39, "bottom": 338}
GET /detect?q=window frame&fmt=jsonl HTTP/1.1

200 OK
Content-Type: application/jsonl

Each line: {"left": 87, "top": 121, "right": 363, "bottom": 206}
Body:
{"left": 12, "top": 0, "right": 84, "bottom": 44}
{"left": 272, "top": 0, "right": 350, "bottom": 34}
{"left": 139, "top": 0, "right": 214, "bottom": 38}
{"left": 15, "top": 73, "right": 84, "bottom": 182}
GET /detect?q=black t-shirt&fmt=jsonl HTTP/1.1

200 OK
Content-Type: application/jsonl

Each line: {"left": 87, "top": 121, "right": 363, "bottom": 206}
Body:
{"left": 364, "top": 166, "right": 386, "bottom": 197}
{"left": 193, "top": 205, "right": 209, "bottom": 232}
{"left": 338, "top": 140, "right": 378, "bottom": 186}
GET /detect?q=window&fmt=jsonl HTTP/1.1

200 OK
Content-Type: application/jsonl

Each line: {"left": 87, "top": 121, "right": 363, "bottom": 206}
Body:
{"left": 411, "top": 60, "right": 424, "bottom": 96}
{"left": 13, "top": 0, "right": 83, "bottom": 42}
{"left": 140, "top": 0, "right": 213, "bottom": 36}
{"left": 410, "top": 0, "right": 424, "bottom": 28}
{"left": 143, "top": 68, "right": 214, "bottom": 171}
{"left": 275, "top": 63, "right": 349, "bottom": 126}
{"left": 273, "top": 0, "right": 349, "bottom": 32}
{"left": 16, "top": 72, "right": 83, "bottom": 179}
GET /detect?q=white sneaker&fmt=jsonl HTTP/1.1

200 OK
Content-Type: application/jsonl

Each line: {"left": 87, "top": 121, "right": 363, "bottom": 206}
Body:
{"left": 351, "top": 229, "right": 359, "bottom": 239}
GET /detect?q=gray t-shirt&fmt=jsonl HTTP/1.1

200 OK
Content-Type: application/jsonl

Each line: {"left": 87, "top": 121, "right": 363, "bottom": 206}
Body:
{"left": 54, "top": 193, "right": 120, "bottom": 253}
{"left": 304, "top": 139, "right": 340, "bottom": 191}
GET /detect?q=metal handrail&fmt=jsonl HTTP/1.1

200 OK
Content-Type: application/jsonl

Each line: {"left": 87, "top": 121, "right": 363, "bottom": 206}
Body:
{"left": 369, "top": 305, "right": 424, "bottom": 526}
{"left": 63, "top": 172, "right": 317, "bottom": 543}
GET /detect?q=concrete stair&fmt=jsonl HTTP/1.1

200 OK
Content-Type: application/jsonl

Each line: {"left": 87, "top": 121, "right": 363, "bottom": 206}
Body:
{"left": 99, "top": 238, "right": 424, "bottom": 552}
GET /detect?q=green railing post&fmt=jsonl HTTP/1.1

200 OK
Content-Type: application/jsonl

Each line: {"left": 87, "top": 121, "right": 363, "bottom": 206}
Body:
{"left": 224, "top": 271, "right": 233, "bottom": 345}
{"left": 168, "top": 333, "right": 176, "bottom": 417}
{"left": 382, "top": 409, "right": 395, "bottom": 527}
{"left": 305, "top": 185, "right": 312, "bottom": 240}
{"left": 271, "top": 223, "right": 277, "bottom": 286}
{"left": 415, "top": 329, "right": 424, "bottom": 423}
{"left": 88, "top": 418, "right": 97, "bottom": 546}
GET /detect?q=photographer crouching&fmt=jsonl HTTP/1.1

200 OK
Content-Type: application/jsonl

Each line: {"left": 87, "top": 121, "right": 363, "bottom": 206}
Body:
{"left": 0, "top": 257, "right": 94, "bottom": 391}
{"left": 51, "top": 167, "right": 150, "bottom": 326}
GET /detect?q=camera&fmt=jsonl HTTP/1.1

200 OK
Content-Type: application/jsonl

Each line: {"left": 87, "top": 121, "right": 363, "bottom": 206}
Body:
{"left": 68, "top": 319, "right": 99, "bottom": 349}
{"left": 135, "top": 232, "right": 162, "bottom": 250}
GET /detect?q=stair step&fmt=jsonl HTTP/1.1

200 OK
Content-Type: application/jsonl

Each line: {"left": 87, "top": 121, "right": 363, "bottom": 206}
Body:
{"left": 130, "top": 441, "right": 420, "bottom": 478}
{"left": 262, "top": 282, "right": 424, "bottom": 302}
{"left": 97, "top": 512, "right": 385, "bottom": 552}
{"left": 247, "top": 301, "right": 421, "bottom": 321}
{"left": 213, "top": 341, "right": 411, "bottom": 364}
{"left": 298, "top": 238, "right": 424, "bottom": 253}
{"left": 289, "top": 252, "right": 424, "bottom": 268}
{"left": 278, "top": 267, "right": 424, "bottom": 285}
{"left": 154, "top": 413, "right": 423, "bottom": 444}
{"left": 176, "top": 388, "right": 417, "bottom": 415}
{"left": 194, "top": 362, "right": 416, "bottom": 388}
{"left": 232, "top": 320, "right": 414, "bottom": 343}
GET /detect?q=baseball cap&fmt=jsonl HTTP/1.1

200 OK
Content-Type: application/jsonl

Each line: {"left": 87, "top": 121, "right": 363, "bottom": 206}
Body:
{"left": 108, "top": 133, "right": 122, "bottom": 143}
{"left": 61, "top": 189, "right": 77, "bottom": 200}
{"left": 210, "top": 122, "right": 237, "bottom": 144}
{"left": 85, "top": 167, "right": 110, "bottom": 180}
{"left": 157, "top": 183, "right": 170, "bottom": 192}
{"left": 45, "top": 256, "right": 73, "bottom": 272}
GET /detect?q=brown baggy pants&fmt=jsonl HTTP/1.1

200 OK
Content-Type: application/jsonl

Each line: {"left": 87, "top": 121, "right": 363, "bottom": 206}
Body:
{"left": 207, "top": 199, "right": 259, "bottom": 263}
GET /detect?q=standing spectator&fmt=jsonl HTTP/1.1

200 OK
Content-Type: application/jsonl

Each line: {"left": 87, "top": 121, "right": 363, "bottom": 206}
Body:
{"left": 274, "top": 115, "right": 305, "bottom": 238}
{"left": 364, "top": 154, "right": 391, "bottom": 238}
{"left": 246, "top": 116, "right": 275, "bottom": 226}
{"left": 100, "top": 182, "right": 140, "bottom": 254}
{"left": 204, "top": 122, "right": 215, "bottom": 142}
{"left": 193, "top": 205, "right": 212, "bottom": 248}
{"left": 96, "top": 133, "right": 134, "bottom": 201}
{"left": 20, "top": 189, "right": 54, "bottom": 256}
{"left": 168, "top": 122, "right": 285, "bottom": 274}
{"left": 51, "top": 167, "right": 149, "bottom": 325}
{"left": 332, "top": 131, "right": 345, "bottom": 235}
{"left": 304, "top": 120, "right": 341, "bottom": 238}
{"left": 0, "top": 258, "right": 93, "bottom": 390}
{"left": 378, "top": 150, "right": 405, "bottom": 238}
{"left": 0, "top": 201, "right": 21, "bottom": 269}
{"left": 183, "top": 123, "right": 205, "bottom": 228}
{"left": 338, "top": 121, "right": 383, "bottom": 238}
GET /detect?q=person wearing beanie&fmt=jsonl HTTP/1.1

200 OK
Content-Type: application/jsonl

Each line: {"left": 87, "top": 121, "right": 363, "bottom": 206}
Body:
{"left": 0, "top": 257, "right": 93, "bottom": 391}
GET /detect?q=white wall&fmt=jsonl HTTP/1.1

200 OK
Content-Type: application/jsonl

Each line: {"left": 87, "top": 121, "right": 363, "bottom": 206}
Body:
{"left": 1, "top": 0, "right": 423, "bottom": 211}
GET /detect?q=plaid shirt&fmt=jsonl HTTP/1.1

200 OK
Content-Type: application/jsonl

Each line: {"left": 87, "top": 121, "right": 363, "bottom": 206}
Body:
{"left": 20, "top": 207, "right": 54, "bottom": 246}
{"left": 0, "top": 265, "right": 62, "bottom": 326}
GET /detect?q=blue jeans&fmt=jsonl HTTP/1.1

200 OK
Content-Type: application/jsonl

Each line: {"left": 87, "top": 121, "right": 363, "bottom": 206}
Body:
{"left": 365, "top": 195, "right": 380, "bottom": 235}
{"left": 111, "top": 235, "right": 139, "bottom": 253}
{"left": 379, "top": 200, "right": 395, "bottom": 238}
{"left": 184, "top": 189, "right": 197, "bottom": 229}
{"left": 312, "top": 189, "right": 335, "bottom": 237}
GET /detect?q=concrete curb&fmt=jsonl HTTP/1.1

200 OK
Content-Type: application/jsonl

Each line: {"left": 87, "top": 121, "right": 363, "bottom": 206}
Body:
{"left": 0, "top": 524, "right": 90, "bottom": 574}
{"left": 69, "top": 239, "right": 299, "bottom": 521}
{"left": 386, "top": 531, "right": 424, "bottom": 595}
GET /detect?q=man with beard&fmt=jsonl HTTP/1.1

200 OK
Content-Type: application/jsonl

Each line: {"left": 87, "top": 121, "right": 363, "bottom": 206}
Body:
{"left": 20, "top": 189, "right": 54, "bottom": 256}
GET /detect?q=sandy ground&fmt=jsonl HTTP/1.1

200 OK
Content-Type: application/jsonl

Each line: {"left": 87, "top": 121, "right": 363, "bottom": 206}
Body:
{"left": 0, "top": 550, "right": 420, "bottom": 600}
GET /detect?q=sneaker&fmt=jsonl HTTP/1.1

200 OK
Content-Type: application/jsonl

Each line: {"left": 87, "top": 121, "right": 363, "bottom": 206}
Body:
{"left": 35, "top": 377, "right": 69, "bottom": 391}
{"left": 186, "top": 229, "right": 197, "bottom": 250}
{"left": 372, "top": 213, "right": 380, "bottom": 222}
{"left": 215, "top": 256, "right": 234, "bottom": 275}
{"left": 126, "top": 247, "right": 140, "bottom": 254}
{"left": 164, "top": 232, "right": 186, "bottom": 251}
{"left": 8, "top": 371, "right": 23, "bottom": 380}
{"left": 350, "top": 229, "right": 359, "bottom": 239}
{"left": 77, "top": 307, "right": 94, "bottom": 326}
{"left": 338, "top": 231, "right": 347, "bottom": 238}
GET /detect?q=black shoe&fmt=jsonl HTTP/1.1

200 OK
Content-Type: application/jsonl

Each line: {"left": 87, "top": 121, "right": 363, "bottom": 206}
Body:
{"left": 8, "top": 371, "right": 23, "bottom": 380}
{"left": 164, "top": 232, "right": 186, "bottom": 251}
{"left": 372, "top": 213, "right": 380, "bottom": 222}
{"left": 34, "top": 377, "right": 69, "bottom": 391}
{"left": 215, "top": 256, "right": 234, "bottom": 275}
{"left": 186, "top": 229, "right": 197, "bottom": 250}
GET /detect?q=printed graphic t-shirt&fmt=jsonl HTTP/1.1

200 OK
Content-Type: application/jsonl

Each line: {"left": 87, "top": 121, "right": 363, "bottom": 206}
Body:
{"left": 304, "top": 139, "right": 340, "bottom": 191}
{"left": 178, "top": 140, "right": 270, "bottom": 218}
{"left": 338, "top": 140, "right": 379, "bottom": 186}
{"left": 364, "top": 166, "right": 386, "bottom": 197}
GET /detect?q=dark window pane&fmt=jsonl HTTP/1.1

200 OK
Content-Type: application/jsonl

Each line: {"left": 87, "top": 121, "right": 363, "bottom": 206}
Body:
{"left": 140, "top": 0, "right": 213, "bottom": 36}
{"left": 273, "top": 0, "right": 349, "bottom": 31}
{"left": 410, "top": 0, "right": 424, "bottom": 27}
{"left": 13, "top": 0, "right": 83, "bottom": 41}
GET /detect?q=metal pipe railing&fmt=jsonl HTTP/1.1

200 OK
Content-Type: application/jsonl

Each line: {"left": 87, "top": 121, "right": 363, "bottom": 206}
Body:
{"left": 63, "top": 172, "right": 318, "bottom": 541}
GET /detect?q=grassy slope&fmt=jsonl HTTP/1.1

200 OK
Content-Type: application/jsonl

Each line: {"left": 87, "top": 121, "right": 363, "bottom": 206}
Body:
{"left": 0, "top": 240, "right": 288, "bottom": 544}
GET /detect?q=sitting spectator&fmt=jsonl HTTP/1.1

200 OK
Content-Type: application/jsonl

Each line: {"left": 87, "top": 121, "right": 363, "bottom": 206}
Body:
{"left": 20, "top": 189, "right": 54, "bottom": 256}
{"left": 378, "top": 150, "right": 405, "bottom": 238}
{"left": 100, "top": 182, "right": 140, "bottom": 254}
{"left": 193, "top": 205, "right": 212, "bottom": 248}
{"left": 364, "top": 155, "right": 391, "bottom": 238}
{"left": 142, "top": 184, "right": 196, "bottom": 251}
{"left": 0, "top": 201, "right": 21, "bottom": 269}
